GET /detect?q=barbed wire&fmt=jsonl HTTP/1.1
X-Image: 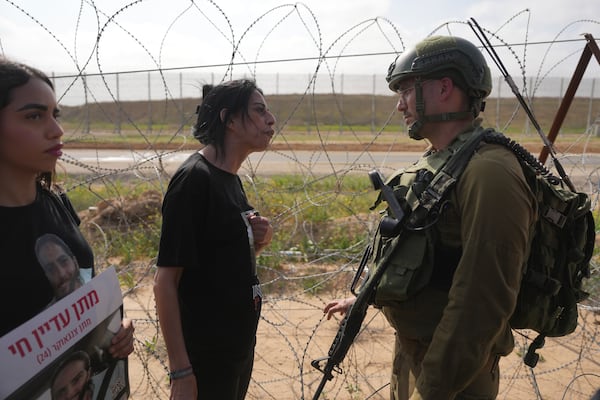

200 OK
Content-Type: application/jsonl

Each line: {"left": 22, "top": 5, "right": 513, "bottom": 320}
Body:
{"left": 2, "top": 1, "right": 600, "bottom": 399}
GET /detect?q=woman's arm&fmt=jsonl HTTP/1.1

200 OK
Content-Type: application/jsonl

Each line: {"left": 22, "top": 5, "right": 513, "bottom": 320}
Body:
{"left": 154, "top": 266, "right": 197, "bottom": 399}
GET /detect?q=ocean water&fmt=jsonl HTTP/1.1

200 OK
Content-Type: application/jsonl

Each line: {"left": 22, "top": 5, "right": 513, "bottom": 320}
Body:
{"left": 51, "top": 71, "right": 598, "bottom": 107}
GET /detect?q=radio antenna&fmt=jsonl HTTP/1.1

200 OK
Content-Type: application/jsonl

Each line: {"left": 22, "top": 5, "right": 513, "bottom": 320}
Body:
{"left": 468, "top": 17, "right": 575, "bottom": 191}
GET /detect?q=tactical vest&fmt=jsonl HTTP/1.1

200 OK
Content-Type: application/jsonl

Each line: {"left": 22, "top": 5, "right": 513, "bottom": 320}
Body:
{"left": 369, "top": 128, "right": 482, "bottom": 307}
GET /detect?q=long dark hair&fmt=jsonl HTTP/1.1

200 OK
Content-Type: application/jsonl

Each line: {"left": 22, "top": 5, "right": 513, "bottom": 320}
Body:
{"left": 0, "top": 57, "right": 56, "bottom": 188}
{"left": 192, "top": 79, "right": 262, "bottom": 160}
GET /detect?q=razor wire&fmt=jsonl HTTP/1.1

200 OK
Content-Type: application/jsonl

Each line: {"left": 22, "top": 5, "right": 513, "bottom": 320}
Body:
{"left": 1, "top": 2, "right": 600, "bottom": 399}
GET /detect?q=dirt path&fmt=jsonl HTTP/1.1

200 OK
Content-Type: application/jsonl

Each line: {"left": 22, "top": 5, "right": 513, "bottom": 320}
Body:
{"left": 122, "top": 279, "right": 600, "bottom": 400}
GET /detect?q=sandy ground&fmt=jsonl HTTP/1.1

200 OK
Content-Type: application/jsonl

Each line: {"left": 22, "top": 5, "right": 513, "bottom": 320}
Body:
{"left": 121, "top": 278, "right": 600, "bottom": 400}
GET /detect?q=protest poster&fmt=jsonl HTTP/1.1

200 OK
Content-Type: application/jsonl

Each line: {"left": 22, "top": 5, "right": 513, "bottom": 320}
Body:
{"left": 0, "top": 267, "right": 129, "bottom": 400}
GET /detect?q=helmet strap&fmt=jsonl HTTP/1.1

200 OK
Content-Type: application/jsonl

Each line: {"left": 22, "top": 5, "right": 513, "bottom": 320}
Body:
{"left": 408, "top": 79, "right": 426, "bottom": 140}
{"left": 408, "top": 120, "right": 424, "bottom": 140}
{"left": 423, "top": 111, "right": 473, "bottom": 122}
{"left": 407, "top": 78, "right": 477, "bottom": 139}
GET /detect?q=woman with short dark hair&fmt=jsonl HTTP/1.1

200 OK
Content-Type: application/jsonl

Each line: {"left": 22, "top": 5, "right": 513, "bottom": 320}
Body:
{"left": 154, "top": 79, "right": 276, "bottom": 399}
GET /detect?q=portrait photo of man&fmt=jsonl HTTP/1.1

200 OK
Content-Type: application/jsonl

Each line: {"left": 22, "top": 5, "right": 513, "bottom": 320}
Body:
{"left": 50, "top": 350, "right": 94, "bottom": 400}
{"left": 34, "top": 233, "right": 88, "bottom": 300}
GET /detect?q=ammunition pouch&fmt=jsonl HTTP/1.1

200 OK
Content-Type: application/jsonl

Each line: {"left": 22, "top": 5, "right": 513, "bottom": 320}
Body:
{"left": 371, "top": 227, "right": 435, "bottom": 307}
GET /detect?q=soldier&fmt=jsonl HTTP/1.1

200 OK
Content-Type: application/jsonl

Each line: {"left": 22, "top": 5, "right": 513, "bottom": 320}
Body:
{"left": 325, "top": 36, "right": 537, "bottom": 400}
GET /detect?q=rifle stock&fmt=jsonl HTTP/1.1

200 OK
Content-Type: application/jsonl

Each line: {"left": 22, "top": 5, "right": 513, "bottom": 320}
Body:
{"left": 310, "top": 170, "right": 405, "bottom": 400}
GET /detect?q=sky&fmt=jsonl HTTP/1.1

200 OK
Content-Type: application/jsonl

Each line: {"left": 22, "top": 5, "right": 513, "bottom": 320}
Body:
{"left": 0, "top": 0, "right": 598, "bottom": 86}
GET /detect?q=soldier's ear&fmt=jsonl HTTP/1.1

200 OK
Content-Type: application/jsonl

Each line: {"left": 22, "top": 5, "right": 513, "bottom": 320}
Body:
{"left": 439, "top": 77, "right": 453, "bottom": 94}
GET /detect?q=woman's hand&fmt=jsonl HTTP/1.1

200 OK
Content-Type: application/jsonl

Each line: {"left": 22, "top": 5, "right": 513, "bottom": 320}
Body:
{"left": 170, "top": 374, "right": 197, "bottom": 400}
{"left": 249, "top": 214, "right": 273, "bottom": 253}
{"left": 108, "top": 318, "right": 135, "bottom": 359}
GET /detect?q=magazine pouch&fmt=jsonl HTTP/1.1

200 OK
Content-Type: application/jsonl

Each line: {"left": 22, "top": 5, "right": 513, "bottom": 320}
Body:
{"left": 371, "top": 229, "right": 434, "bottom": 306}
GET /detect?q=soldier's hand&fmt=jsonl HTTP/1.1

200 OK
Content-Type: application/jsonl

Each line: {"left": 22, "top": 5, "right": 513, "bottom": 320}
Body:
{"left": 323, "top": 297, "right": 355, "bottom": 320}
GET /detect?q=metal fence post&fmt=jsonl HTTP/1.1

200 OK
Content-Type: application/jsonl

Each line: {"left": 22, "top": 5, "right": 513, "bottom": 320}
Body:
{"left": 115, "top": 73, "right": 121, "bottom": 134}
{"left": 307, "top": 73, "right": 312, "bottom": 129}
{"left": 587, "top": 78, "right": 595, "bottom": 130}
{"left": 147, "top": 72, "right": 152, "bottom": 134}
{"left": 371, "top": 74, "right": 376, "bottom": 133}
{"left": 83, "top": 75, "right": 90, "bottom": 134}
{"left": 339, "top": 73, "right": 344, "bottom": 134}
{"left": 180, "top": 72, "right": 184, "bottom": 127}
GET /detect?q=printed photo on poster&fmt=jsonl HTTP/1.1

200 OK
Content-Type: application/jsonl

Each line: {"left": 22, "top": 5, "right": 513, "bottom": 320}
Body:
{"left": 0, "top": 267, "right": 130, "bottom": 400}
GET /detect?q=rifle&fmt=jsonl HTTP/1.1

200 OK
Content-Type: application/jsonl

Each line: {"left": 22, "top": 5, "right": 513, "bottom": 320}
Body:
{"left": 310, "top": 170, "right": 405, "bottom": 400}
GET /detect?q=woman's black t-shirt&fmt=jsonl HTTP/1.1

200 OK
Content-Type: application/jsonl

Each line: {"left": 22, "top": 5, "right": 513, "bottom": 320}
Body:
{"left": 0, "top": 185, "right": 94, "bottom": 337}
{"left": 157, "top": 152, "right": 260, "bottom": 360}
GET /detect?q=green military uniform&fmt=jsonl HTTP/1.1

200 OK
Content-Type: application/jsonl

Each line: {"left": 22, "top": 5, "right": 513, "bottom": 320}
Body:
{"left": 372, "top": 123, "right": 537, "bottom": 399}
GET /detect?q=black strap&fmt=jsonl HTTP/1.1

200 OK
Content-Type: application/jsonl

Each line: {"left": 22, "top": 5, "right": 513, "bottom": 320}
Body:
{"left": 408, "top": 127, "right": 490, "bottom": 226}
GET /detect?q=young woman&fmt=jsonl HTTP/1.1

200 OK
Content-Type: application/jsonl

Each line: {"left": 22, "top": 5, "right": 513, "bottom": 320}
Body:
{"left": 0, "top": 57, "right": 134, "bottom": 357}
{"left": 154, "top": 79, "right": 276, "bottom": 400}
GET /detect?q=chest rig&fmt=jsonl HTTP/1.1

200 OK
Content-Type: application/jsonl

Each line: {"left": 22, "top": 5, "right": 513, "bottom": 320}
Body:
{"left": 375, "top": 127, "right": 487, "bottom": 227}
{"left": 368, "top": 127, "right": 489, "bottom": 306}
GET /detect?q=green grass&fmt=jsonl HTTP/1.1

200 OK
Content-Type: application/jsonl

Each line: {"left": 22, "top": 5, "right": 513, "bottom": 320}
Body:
{"left": 246, "top": 174, "right": 377, "bottom": 270}
{"left": 62, "top": 169, "right": 600, "bottom": 299}
{"left": 67, "top": 174, "right": 378, "bottom": 270}
{"left": 63, "top": 179, "right": 160, "bottom": 211}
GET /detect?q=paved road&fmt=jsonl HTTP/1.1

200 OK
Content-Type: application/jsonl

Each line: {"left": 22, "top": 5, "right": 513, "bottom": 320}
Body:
{"left": 59, "top": 148, "right": 600, "bottom": 192}
{"left": 60, "top": 149, "right": 425, "bottom": 176}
